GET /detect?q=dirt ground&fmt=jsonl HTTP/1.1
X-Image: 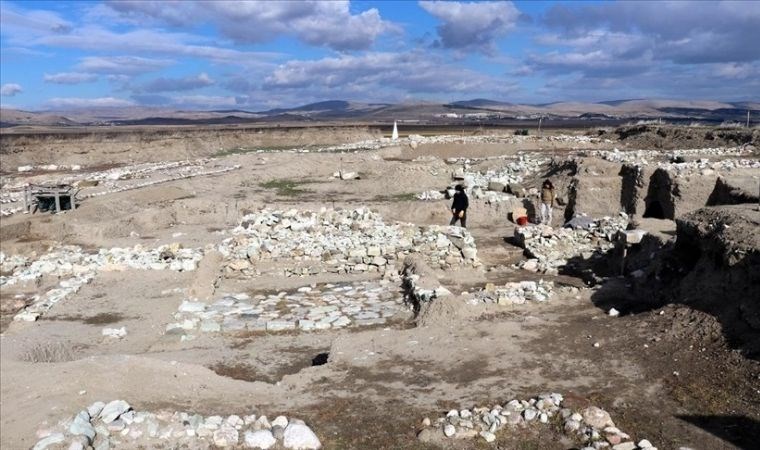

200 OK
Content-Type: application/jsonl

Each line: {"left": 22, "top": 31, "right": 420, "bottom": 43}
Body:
{"left": 1, "top": 127, "right": 758, "bottom": 450}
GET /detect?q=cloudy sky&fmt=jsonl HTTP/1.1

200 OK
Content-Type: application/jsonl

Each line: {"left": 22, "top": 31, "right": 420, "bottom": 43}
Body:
{"left": 1, "top": 0, "right": 758, "bottom": 110}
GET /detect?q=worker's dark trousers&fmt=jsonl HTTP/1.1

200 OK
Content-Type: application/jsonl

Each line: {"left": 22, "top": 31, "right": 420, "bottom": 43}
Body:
{"left": 449, "top": 214, "right": 467, "bottom": 228}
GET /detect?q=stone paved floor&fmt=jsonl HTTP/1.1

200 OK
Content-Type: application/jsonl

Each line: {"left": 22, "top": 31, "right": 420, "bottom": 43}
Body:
{"left": 168, "top": 280, "right": 407, "bottom": 336}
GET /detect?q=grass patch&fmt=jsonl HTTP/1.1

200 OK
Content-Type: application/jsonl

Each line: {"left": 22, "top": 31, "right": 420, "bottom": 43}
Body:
{"left": 213, "top": 146, "right": 295, "bottom": 157}
{"left": 259, "top": 179, "right": 314, "bottom": 197}
{"left": 373, "top": 192, "right": 418, "bottom": 202}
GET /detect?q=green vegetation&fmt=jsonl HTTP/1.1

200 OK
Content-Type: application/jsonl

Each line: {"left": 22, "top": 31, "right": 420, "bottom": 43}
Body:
{"left": 213, "top": 146, "right": 296, "bottom": 157}
{"left": 259, "top": 179, "right": 314, "bottom": 197}
{"left": 373, "top": 192, "right": 418, "bottom": 202}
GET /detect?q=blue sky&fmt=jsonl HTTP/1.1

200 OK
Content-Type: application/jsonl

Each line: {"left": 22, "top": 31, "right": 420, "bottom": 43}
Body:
{"left": 1, "top": 0, "right": 758, "bottom": 111}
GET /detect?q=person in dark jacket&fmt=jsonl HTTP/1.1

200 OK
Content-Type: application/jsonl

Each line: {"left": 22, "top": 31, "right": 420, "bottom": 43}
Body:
{"left": 449, "top": 184, "right": 469, "bottom": 227}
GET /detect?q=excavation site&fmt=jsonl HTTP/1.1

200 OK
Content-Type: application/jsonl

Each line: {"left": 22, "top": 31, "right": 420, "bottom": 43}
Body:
{"left": 1, "top": 123, "right": 759, "bottom": 450}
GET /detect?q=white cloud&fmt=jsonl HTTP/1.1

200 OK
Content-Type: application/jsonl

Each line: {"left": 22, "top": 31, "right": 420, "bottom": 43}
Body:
{"left": 543, "top": 1, "right": 760, "bottom": 64}
{"left": 35, "top": 25, "right": 280, "bottom": 68}
{"left": 1, "top": 83, "right": 23, "bottom": 96}
{"left": 140, "top": 73, "right": 214, "bottom": 93}
{"left": 1, "top": 46, "right": 53, "bottom": 57}
{"left": 44, "top": 72, "right": 98, "bottom": 84}
{"left": 172, "top": 94, "right": 237, "bottom": 108}
{"left": 0, "top": 3, "right": 72, "bottom": 40}
{"left": 77, "top": 55, "right": 173, "bottom": 75}
{"left": 711, "top": 62, "right": 760, "bottom": 80}
{"left": 105, "top": 0, "right": 397, "bottom": 51}
{"left": 419, "top": 1, "right": 520, "bottom": 54}
{"left": 46, "top": 97, "right": 136, "bottom": 108}
{"left": 263, "top": 52, "right": 516, "bottom": 101}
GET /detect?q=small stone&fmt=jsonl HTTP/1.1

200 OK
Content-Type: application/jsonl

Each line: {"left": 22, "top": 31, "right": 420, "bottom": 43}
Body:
{"left": 99, "top": 400, "right": 131, "bottom": 423}
{"left": 272, "top": 425, "right": 285, "bottom": 440}
{"left": 607, "top": 433, "right": 622, "bottom": 445}
{"left": 283, "top": 423, "right": 322, "bottom": 449}
{"left": 213, "top": 425, "right": 239, "bottom": 447}
{"left": 523, "top": 409, "right": 537, "bottom": 421}
{"left": 254, "top": 415, "right": 271, "bottom": 430}
{"left": 244, "top": 415, "right": 258, "bottom": 425}
{"left": 479, "top": 430, "right": 496, "bottom": 442}
{"left": 226, "top": 414, "right": 244, "bottom": 428}
{"left": 638, "top": 439, "right": 654, "bottom": 448}
{"left": 443, "top": 424, "right": 456, "bottom": 437}
{"left": 503, "top": 413, "right": 522, "bottom": 426}
{"left": 69, "top": 419, "right": 96, "bottom": 442}
{"left": 272, "top": 415, "right": 289, "bottom": 428}
{"left": 582, "top": 406, "right": 614, "bottom": 429}
{"left": 612, "top": 443, "right": 636, "bottom": 450}
{"left": 421, "top": 417, "right": 431, "bottom": 427}
{"left": 102, "top": 327, "right": 127, "bottom": 338}
{"left": 33, "top": 433, "right": 66, "bottom": 450}
{"left": 244, "top": 430, "right": 277, "bottom": 449}
{"left": 608, "top": 308, "right": 620, "bottom": 317}
{"left": 87, "top": 401, "right": 106, "bottom": 417}
{"left": 564, "top": 419, "right": 581, "bottom": 432}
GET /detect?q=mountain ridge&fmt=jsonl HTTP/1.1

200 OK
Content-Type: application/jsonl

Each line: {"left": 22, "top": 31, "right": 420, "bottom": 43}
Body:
{"left": 2, "top": 98, "right": 758, "bottom": 127}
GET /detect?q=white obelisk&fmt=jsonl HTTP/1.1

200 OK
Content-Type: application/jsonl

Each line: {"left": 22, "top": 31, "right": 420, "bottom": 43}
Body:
{"left": 391, "top": 120, "right": 398, "bottom": 140}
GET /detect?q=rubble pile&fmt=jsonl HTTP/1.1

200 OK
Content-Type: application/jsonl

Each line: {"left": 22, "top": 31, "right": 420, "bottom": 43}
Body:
{"left": 474, "top": 280, "right": 554, "bottom": 305}
{"left": 514, "top": 216, "right": 628, "bottom": 275}
{"left": 33, "top": 400, "right": 322, "bottom": 450}
{"left": 656, "top": 157, "right": 760, "bottom": 174}
{"left": 274, "top": 133, "right": 606, "bottom": 155}
{"left": 168, "top": 280, "right": 407, "bottom": 337}
{"left": 417, "top": 393, "right": 655, "bottom": 450}
{"left": 218, "top": 208, "right": 478, "bottom": 276}
{"left": 1, "top": 243, "right": 202, "bottom": 321}
{"left": 418, "top": 153, "right": 547, "bottom": 203}
{"left": 459, "top": 154, "right": 549, "bottom": 190}
{"left": 584, "top": 146, "right": 753, "bottom": 165}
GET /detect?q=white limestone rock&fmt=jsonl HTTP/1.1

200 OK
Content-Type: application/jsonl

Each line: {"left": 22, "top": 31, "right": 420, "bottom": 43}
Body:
{"left": 283, "top": 423, "right": 321, "bottom": 449}
{"left": 244, "top": 430, "right": 277, "bottom": 449}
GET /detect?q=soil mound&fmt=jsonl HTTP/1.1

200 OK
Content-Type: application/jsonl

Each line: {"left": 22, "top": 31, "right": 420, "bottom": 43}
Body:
{"left": 606, "top": 124, "right": 759, "bottom": 149}
{"left": 636, "top": 204, "right": 760, "bottom": 357}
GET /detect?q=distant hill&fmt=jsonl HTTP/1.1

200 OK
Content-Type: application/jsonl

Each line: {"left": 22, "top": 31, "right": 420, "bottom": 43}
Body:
{"left": 0, "top": 109, "right": 77, "bottom": 127}
{"left": 259, "top": 100, "right": 391, "bottom": 117}
{"left": 449, "top": 99, "right": 515, "bottom": 108}
{"left": 1, "top": 98, "right": 757, "bottom": 128}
